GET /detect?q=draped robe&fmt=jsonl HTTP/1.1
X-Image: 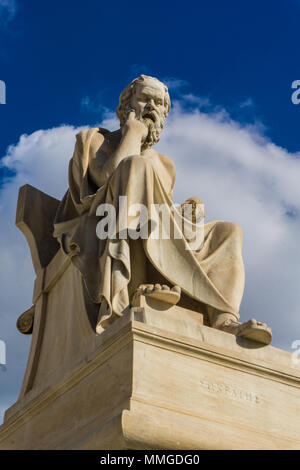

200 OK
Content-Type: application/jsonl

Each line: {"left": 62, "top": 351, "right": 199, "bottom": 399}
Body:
{"left": 54, "top": 127, "right": 245, "bottom": 333}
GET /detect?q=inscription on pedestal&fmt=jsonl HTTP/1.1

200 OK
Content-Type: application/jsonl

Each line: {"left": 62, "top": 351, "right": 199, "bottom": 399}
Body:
{"left": 199, "top": 379, "right": 261, "bottom": 404}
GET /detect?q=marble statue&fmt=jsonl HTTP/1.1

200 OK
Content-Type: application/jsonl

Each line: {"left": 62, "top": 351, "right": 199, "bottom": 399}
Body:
{"left": 53, "top": 75, "right": 272, "bottom": 344}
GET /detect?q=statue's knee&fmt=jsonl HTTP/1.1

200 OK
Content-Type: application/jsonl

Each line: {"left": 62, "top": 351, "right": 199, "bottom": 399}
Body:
{"left": 121, "top": 154, "right": 152, "bottom": 168}
{"left": 215, "top": 221, "right": 242, "bottom": 240}
{"left": 115, "top": 155, "right": 154, "bottom": 185}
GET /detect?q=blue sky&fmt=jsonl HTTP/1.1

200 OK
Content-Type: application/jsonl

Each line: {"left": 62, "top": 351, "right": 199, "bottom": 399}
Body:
{"left": 1, "top": 0, "right": 300, "bottom": 161}
{"left": 1, "top": 0, "right": 300, "bottom": 423}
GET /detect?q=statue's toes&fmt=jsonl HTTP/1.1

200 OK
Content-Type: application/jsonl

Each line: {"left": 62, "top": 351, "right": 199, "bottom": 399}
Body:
{"left": 249, "top": 319, "right": 268, "bottom": 328}
{"left": 171, "top": 285, "right": 181, "bottom": 294}
{"left": 145, "top": 285, "right": 155, "bottom": 293}
{"left": 133, "top": 283, "right": 181, "bottom": 306}
{"left": 138, "top": 283, "right": 150, "bottom": 291}
{"left": 146, "top": 283, "right": 181, "bottom": 305}
{"left": 238, "top": 320, "right": 272, "bottom": 345}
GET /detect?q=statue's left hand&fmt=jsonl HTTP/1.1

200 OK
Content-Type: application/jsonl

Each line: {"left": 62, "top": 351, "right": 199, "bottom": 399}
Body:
{"left": 181, "top": 197, "right": 205, "bottom": 222}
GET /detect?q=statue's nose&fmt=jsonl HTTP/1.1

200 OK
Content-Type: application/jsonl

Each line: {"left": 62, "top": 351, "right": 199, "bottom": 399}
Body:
{"left": 145, "top": 100, "right": 155, "bottom": 110}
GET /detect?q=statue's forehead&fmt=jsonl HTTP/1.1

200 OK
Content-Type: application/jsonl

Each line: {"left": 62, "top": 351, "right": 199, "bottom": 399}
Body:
{"left": 134, "top": 81, "right": 165, "bottom": 99}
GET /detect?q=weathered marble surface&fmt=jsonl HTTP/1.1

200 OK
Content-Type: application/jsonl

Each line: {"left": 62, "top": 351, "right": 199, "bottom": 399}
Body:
{"left": 0, "top": 291, "right": 299, "bottom": 449}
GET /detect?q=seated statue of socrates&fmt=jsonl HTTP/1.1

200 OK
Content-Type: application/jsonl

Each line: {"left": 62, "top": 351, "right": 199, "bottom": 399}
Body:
{"left": 53, "top": 75, "right": 271, "bottom": 344}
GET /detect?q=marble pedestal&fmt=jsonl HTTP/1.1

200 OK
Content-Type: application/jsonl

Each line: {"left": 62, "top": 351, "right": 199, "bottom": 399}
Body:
{"left": 0, "top": 287, "right": 300, "bottom": 449}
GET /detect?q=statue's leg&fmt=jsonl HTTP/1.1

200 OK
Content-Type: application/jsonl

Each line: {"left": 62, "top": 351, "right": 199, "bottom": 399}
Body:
{"left": 208, "top": 309, "right": 272, "bottom": 345}
{"left": 128, "top": 237, "right": 181, "bottom": 305}
{"left": 95, "top": 154, "right": 183, "bottom": 331}
{"left": 204, "top": 222, "right": 272, "bottom": 345}
{"left": 107, "top": 155, "right": 182, "bottom": 306}
{"left": 128, "top": 237, "right": 149, "bottom": 299}
{"left": 200, "top": 221, "right": 245, "bottom": 317}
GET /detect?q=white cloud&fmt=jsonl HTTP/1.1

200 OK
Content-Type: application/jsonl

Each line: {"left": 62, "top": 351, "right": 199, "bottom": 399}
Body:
{"left": 181, "top": 94, "right": 211, "bottom": 108}
{"left": 161, "top": 77, "right": 188, "bottom": 90}
{"left": 0, "top": 0, "right": 17, "bottom": 26}
{"left": 1, "top": 98, "right": 300, "bottom": 423}
{"left": 239, "top": 97, "right": 255, "bottom": 109}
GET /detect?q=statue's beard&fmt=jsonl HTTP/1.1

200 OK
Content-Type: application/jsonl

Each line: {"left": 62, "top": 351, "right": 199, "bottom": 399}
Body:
{"left": 119, "top": 107, "right": 164, "bottom": 150}
{"left": 140, "top": 114, "right": 164, "bottom": 151}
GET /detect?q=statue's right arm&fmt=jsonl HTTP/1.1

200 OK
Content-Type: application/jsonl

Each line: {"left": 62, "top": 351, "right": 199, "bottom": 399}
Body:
{"left": 99, "top": 111, "right": 148, "bottom": 176}
{"left": 70, "top": 113, "right": 148, "bottom": 193}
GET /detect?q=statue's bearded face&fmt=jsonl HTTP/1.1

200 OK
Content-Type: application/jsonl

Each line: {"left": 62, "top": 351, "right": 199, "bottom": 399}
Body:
{"left": 129, "top": 81, "right": 166, "bottom": 149}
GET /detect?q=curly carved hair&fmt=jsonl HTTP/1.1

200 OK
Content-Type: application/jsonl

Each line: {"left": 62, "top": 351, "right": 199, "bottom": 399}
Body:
{"left": 116, "top": 75, "right": 171, "bottom": 126}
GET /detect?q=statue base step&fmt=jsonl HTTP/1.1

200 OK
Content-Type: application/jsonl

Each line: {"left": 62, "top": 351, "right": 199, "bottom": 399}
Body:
{"left": 0, "top": 299, "right": 300, "bottom": 449}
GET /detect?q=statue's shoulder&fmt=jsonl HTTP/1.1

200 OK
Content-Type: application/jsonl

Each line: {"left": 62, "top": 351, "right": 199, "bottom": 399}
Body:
{"left": 154, "top": 151, "right": 176, "bottom": 189}
{"left": 75, "top": 127, "right": 109, "bottom": 144}
{"left": 157, "top": 151, "right": 176, "bottom": 170}
{"left": 74, "top": 127, "right": 110, "bottom": 156}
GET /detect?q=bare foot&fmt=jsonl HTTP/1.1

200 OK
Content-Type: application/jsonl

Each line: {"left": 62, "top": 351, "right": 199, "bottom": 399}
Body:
{"left": 132, "top": 284, "right": 181, "bottom": 305}
{"left": 237, "top": 318, "right": 272, "bottom": 345}
{"left": 214, "top": 315, "right": 272, "bottom": 345}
